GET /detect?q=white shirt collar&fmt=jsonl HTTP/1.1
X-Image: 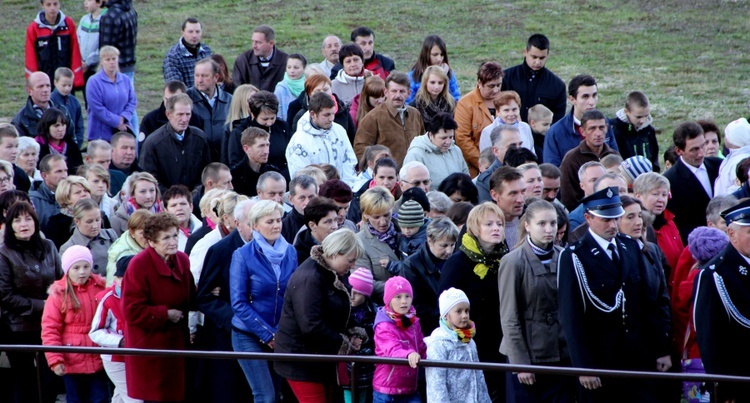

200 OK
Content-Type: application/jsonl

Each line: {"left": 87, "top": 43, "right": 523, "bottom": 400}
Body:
{"left": 589, "top": 228, "right": 616, "bottom": 254}
{"left": 680, "top": 156, "right": 706, "bottom": 173}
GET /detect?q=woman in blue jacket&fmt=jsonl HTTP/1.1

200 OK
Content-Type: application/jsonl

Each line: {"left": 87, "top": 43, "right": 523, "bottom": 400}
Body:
{"left": 230, "top": 200, "right": 298, "bottom": 403}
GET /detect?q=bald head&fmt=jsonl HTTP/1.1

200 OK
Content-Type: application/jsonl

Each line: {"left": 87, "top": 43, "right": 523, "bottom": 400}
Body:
{"left": 26, "top": 72, "right": 52, "bottom": 107}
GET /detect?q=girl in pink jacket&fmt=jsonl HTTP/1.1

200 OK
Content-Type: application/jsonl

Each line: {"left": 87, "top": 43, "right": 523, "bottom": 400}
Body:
{"left": 41, "top": 245, "right": 108, "bottom": 402}
{"left": 373, "top": 276, "right": 427, "bottom": 402}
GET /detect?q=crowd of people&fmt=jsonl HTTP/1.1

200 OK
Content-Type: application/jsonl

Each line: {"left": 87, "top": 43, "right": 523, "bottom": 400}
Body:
{"left": 4, "top": 0, "right": 750, "bottom": 402}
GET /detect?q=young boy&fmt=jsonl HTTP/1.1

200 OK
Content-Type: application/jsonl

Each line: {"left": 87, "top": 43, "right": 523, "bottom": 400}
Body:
{"left": 26, "top": 0, "right": 84, "bottom": 88}
{"left": 51, "top": 67, "right": 84, "bottom": 147}
{"left": 478, "top": 147, "right": 495, "bottom": 174}
{"left": 611, "top": 91, "right": 660, "bottom": 171}
{"left": 77, "top": 0, "right": 104, "bottom": 99}
{"left": 398, "top": 199, "right": 429, "bottom": 258}
{"left": 528, "top": 104, "right": 553, "bottom": 163}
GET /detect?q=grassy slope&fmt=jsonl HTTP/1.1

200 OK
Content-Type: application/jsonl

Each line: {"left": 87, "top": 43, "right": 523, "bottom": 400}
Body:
{"left": 2, "top": 0, "right": 749, "bottom": 153}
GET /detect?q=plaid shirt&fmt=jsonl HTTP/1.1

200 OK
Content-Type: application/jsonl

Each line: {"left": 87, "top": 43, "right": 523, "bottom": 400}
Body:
{"left": 99, "top": 0, "right": 137, "bottom": 70}
{"left": 162, "top": 39, "right": 212, "bottom": 87}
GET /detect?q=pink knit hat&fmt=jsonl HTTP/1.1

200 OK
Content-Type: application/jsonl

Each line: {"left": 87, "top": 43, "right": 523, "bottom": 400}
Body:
{"left": 61, "top": 245, "right": 93, "bottom": 274}
{"left": 383, "top": 276, "right": 413, "bottom": 307}
{"left": 349, "top": 268, "right": 374, "bottom": 297}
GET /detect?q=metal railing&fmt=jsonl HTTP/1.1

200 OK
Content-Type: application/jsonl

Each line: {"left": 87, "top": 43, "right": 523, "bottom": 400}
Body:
{"left": 3, "top": 344, "right": 749, "bottom": 401}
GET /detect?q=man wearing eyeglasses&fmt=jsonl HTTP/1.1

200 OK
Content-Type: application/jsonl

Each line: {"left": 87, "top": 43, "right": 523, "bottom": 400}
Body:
{"left": 399, "top": 161, "right": 431, "bottom": 194}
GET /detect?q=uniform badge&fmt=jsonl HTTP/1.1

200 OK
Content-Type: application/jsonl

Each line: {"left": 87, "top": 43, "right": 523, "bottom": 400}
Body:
{"left": 606, "top": 188, "right": 613, "bottom": 198}
{"left": 740, "top": 266, "right": 748, "bottom": 276}
{"left": 591, "top": 247, "right": 600, "bottom": 255}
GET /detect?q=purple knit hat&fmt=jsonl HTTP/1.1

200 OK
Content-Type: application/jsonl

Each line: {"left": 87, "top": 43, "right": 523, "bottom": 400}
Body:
{"left": 349, "top": 268, "right": 374, "bottom": 297}
{"left": 61, "top": 245, "right": 93, "bottom": 274}
{"left": 688, "top": 226, "right": 729, "bottom": 265}
{"left": 383, "top": 276, "right": 413, "bottom": 308}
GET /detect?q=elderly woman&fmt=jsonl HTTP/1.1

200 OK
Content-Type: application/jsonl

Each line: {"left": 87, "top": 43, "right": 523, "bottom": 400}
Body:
{"left": 44, "top": 175, "right": 93, "bottom": 248}
{"left": 633, "top": 172, "right": 683, "bottom": 273}
{"left": 110, "top": 172, "right": 163, "bottom": 236}
{"left": 497, "top": 200, "right": 575, "bottom": 401}
{"left": 274, "top": 229, "right": 365, "bottom": 402}
{"left": 79, "top": 164, "right": 116, "bottom": 221}
{"left": 17, "top": 136, "right": 42, "bottom": 182}
{"left": 439, "top": 202, "right": 509, "bottom": 400}
{"left": 403, "top": 113, "right": 469, "bottom": 190}
{"left": 229, "top": 199, "right": 297, "bottom": 403}
{"left": 106, "top": 209, "right": 151, "bottom": 286}
{"left": 355, "top": 186, "right": 401, "bottom": 304}
{"left": 85, "top": 45, "right": 137, "bottom": 142}
{"left": 454, "top": 61, "right": 504, "bottom": 176}
{"left": 0, "top": 201, "right": 63, "bottom": 402}
{"left": 60, "top": 198, "right": 118, "bottom": 278}
{"left": 35, "top": 108, "right": 84, "bottom": 174}
{"left": 401, "top": 217, "right": 459, "bottom": 336}
{"left": 121, "top": 212, "right": 195, "bottom": 403}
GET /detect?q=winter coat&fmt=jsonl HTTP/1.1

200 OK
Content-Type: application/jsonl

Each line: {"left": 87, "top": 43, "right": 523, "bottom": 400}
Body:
{"left": 226, "top": 117, "right": 291, "bottom": 180}
{"left": 197, "top": 230, "right": 245, "bottom": 335}
{"left": 25, "top": 11, "right": 84, "bottom": 87}
{"left": 293, "top": 228, "right": 317, "bottom": 265}
{"left": 85, "top": 69, "right": 137, "bottom": 142}
{"left": 273, "top": 246, "right": 353, "bottom": 383}
{"left": 38, "top": 136, "right": 84, "bottom": 175}
{"left": 29, "top": 181, "right": 60, "bottom": 229}
{"left": 139, "top": 123, "right": 211, "bottom": 192}
{"left": 425, "top": 325, "right": 490, "bottom": 403}
{"left": 497, "top": 241, "right": 568, "bottom": 365}
{"left": 60, "top": 227, "right": 118, "bottom": 278}
{"left": 401, "top": 242, "right": 444, "bottom": 338}
{"left": 454, "top": 87, "right": 494, "bottom": 176}
{"left": 356, "top": 225, "right": 403, "bottom": 305}
{"left": 0, "top": 240, "right": 62, "bottom": 332}
{"left": 354, "top": 102, "right": 425, "bottom": 167}
{"left": 403, "top": 133, "right": 469, "bottom": 190}
{"left": 99, "top": 0, "right": 137, "bottom": 72}
{"left": 108, "top": 201, "right": 131, "bottom": 237}
{"left": 398, "top": 220, "right": 428, "bottom": 259}
{"left": 229, "top": 236, "right": 298, "bottom": 343}
{"left": 89, "top": 285, "right": 126, "bottom": 362}
{"left": 289, "top": 93, "right": 356, "bottom": 144}
{"left": 139, "top": 101, "right": 205, "bottom": 139}
{"left": 653, "top": 210, "right": 683, "bottom": 277}
{"left": 286, "top": 111, "right": 358, "bottom": 187}
{"left": 611, "top": 108, "right": 660, "bottom": 172}
{"left": 331, "top": 69, "right": 368, "bottom": 108}
{"left": 162, "top": 39, "right": 212, "bottom": 88}
{"left": 559, "top": 140, "right": 620, "bottom": 210}
{"left": 50, "top": 89, "right": 84, "bottom": 146}
{"left": 479, "top": 118, "right": 536, "bottom": 155}
{"left": 501, "top": 60, "right": 567, "bottom": 123}
{"left": 230, "top": 157, "right": 282, "bottom": 198}
{"left": 187, "top": 86, "right": 232, "bottom": 160}
{"left": 543, "top": 108, "right": 619, "bottom": 167}
{"left": 121, "top": 246, "right": 195, "bottom": 402}
{"left": 41, "top": 274, "right": 106, "bottom": 374}
{"left": 12, "top": 97, "right": 74, "bottom": 139}
{"left": 406, "top": 69, "right": 460, "bottom": 104}
{"left": 281, "top": 208, "right": 305, "bottom": 245}
{"left": 372, "top": 307, "right": 427, "bottom": 395}
{"left": 231, "top": 46, "right": 289, "bottom": 92}
{"left": 177, "top": 214, "right": 203, "bottom": 253}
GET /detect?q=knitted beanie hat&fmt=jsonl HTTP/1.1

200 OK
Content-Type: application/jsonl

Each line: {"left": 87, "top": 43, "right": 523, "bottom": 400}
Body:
{"left": 349, "top": 267, "right": 374, "bottom": 297}
{"left": 620, "top": 156, "right": 652, "bottom": 185}
{"left": 439, "top": 287, "right": 470, "bottom": 318}
{"left": 383, "top": 276, "right": 413, "bottom": 308}
{"left": 688, "top": 226, "right": 729, "bottom": 265}
{"left": 725, "top": 118, "right": 750, "bottom": 148}
{"left": 62, "top": 245, "right": 93, "bottom": 274}
{"left": 398, "top": 200, "right": 425, "bottom": 228}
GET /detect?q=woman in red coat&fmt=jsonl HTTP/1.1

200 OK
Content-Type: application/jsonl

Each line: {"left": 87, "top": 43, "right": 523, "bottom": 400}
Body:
{"left": 121, "top": 212, "right": 196, "bottom": 402}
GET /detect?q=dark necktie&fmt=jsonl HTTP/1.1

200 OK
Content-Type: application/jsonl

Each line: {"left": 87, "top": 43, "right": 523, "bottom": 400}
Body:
{"left": 608, "top": 243, "right": 620, "bottom": 266}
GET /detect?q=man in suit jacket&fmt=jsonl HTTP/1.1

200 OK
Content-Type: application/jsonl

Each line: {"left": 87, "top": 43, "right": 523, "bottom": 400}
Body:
{"left": 231, "top": 25, "right": 289, "bottom": 92}
{"left": 663, "top": 121, "right": 722, "bottom": 244}
{"left": 558, "top": 187, "right": 672, "bottom": 402}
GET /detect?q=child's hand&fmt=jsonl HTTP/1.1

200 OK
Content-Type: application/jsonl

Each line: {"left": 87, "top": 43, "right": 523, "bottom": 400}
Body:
{"left": 379, "top": 257, "right": 389, "bottom": 268}
{"left": 579, "top": 376, "right": 601, "bottom": 390}
{"left": 350, "top": 336, "right": 362, "bottom": 351}
{"left": 53, "top": 364, "right": 66, "bottom": 376}
{"left": 407, "top": 352, "right": 420, "bottom": 368}
{"left": 517, "top": 372, "right": 536, "bottom": 385}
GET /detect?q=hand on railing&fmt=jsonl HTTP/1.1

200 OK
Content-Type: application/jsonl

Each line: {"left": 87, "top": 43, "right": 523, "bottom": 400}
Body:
{"left": 656, "top": 355, "right": 672, "bottom": 372}
{"left": 517, "top": 372, "right": 536, "bottom": 385}
{"left": 407, "top": 352, "right": 420, "bottom": 368}
{"left": 579, "top": 376, "right": 601, "bottom": 390}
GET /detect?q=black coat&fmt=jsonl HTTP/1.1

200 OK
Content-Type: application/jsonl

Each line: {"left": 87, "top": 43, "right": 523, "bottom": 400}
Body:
{"left": 694, "top": 244, "right": 750, "bottom": 400}
{"left": 231, "top": 46, "right": 289, "bottom": 92}
{"left": 139, "top": 102, "right": 204, "bottom": 139}
{"left": 281, "top": 208, "right": 305, "bottom": 244}
{"left": 185, "top": 219, "right": 211, "bottom": 256}
{"left": 139, "top": 123, "right": 211, "bottom": 192}
{"left": 558, "top": 232, "right": 671, "bottom": 401}
{"left": 501, "top": 61, "right": 567, "bottom": 123}
{"left": 274, "top": 252, "right": 350, "bottom": 384}
{"left": 226, "top": 117, "right": 291, "bottom": 181}
{"left": 38, "top": 138, "right": 84, "bottom": 175}
{"left": 229, "top": 157, "right": 281, "bottom": 198}
{"left": 611, "top": 117, "right": 660, "bottom": 172}
{"left": 663, "top": 156, "right": 721, "bottom": 244}
{"left": 401, "top": 242, "right": 443, "bottom": 337}
{"left": 293, "top": 227, "right": 317, "bottom": 265}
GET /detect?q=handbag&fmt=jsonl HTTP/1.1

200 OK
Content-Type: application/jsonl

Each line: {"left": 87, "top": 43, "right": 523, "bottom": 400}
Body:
{"left": 681, "top": 324, "right": 711, "bottom": 402}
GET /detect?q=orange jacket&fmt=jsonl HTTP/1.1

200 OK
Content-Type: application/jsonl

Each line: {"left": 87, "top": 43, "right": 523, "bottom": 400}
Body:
{"left": 454, "top": 87, "right": 493, "bottom": 176}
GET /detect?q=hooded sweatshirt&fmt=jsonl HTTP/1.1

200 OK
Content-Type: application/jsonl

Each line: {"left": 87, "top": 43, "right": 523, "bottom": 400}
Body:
{"left": 331, "top": 69, "right": 367, "bottom": 108}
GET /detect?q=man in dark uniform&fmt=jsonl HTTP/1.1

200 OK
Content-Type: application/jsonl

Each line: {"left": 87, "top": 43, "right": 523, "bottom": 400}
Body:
{"left": 558, "top": 187, "right": 672, "bottom": 402}
{"left": 694, "top": 199, "right": 750, "bottom": 401}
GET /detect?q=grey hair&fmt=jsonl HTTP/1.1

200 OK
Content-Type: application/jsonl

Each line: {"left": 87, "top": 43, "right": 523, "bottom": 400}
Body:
{"left": 289, "top": 174, "right": 318, "bottom": 196}
{"left": 577, "top": 161, "right": 605, "bottom": 182}
{"left": 18, "top": 136, "right": 40, "bottom": 153}
{"left": 321, "top": 228, "right": 364, "bottom": 259}
{"left": 321, "top": 35, "right": 342, "bottom": 49}
{"left": 257, "top": 171, "right": 286, "bottom": 192}
{"left": 427, "top": 191, "right": 452, "bottom": 214}
{"left": 593, "top": 172, "right": 626, "bottom": 192}
{"left": 399, "top": 161, "right": 428, "bottom": 183}
{"left": 706, "top": 195, "right": 738, "bottom": 225}
{"left": 233, "top": 198, "right": 257, "bottom": 223}
{"left": 426, "top": 217, "right": 459, "bottom": 242}
{"left": 632, "top": 172, "right": 670, "bottom": 195}
{"left": 87, "top": 139, "right": 111, "bottom": 157}
{"left": 304, "top": 64, "right": 326, "bottom": 78}
{"left": 490, "top": 124, "right": 520, "bottom": 147}
{"left": 516, "top": 162, "right": 540, "bottom": 174}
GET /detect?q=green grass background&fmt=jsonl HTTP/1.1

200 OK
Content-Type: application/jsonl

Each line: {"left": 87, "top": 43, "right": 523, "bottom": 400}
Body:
{"left": 3, "top": 0, "right": 750, "bottom": 153}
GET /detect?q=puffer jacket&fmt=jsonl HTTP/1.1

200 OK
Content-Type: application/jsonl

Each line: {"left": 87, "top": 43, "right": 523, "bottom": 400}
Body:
{"left": 425, "top": 325, "right": 490, "bottom": 403}
{"left": 41, "top": 274, "right": 106, "bottom": 373}
{"left": 403, "top": 133, "right": 469, "bottom": 191}
{"left": 372, "top": 307, "right": 427, "bottom": 395}
{"left": 229, "top": 237, "right": 298, "bottom": 343}
{"left": 0, "top": 240, "right": 62, "bottom": 332}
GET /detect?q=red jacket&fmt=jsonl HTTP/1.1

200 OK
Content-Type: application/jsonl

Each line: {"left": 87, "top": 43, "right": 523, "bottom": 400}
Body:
{"left": 41, "top": 274, "right": 106, "bottom": 374}
{"left": 654, "top": 210, "right": 684, "bottom": 282}
{"left": 25, "top": 11, "right": 84, "bottom": 87}
{"left": 672, "top": 247, "right": 701, "bottom": 358}
{"left": 89, "top": 286, "right": 126, "bottom": 362}
{"left": 121, "top": 247, "right": 195, "bottom": 402}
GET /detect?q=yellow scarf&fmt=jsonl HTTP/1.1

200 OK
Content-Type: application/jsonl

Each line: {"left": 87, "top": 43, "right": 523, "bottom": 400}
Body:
{"left": 459, "top": 233, "right": 507, "bottom": 280}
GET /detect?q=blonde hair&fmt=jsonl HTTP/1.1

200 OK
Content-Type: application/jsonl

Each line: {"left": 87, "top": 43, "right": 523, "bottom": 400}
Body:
{"left": 465, "top": 202, "right": 505, "bottom": 239}
{"left": 98, "top": 46, "right": 120, "bottom": 72}
{"left": 414, "top": 66, "right": 455, "bottom": 111}
{"left": 321, "top": 228, "right": 364, "bottom": 259}
{"left": 127, "top": 172, "right": 161, "bottom": 204}
{"left": 294, "top": 165, "right": 326, "bottom": 185}
{"left": 359, "top": 186, "right": 395, "bottom": 217}
{"left": 209, "top": 191, "right": 248, "bottom": 225}
{"left": 199, "top": 188, "right": 229, "bottom": 219}
{"left": 79, "top": 164, "right": 111, "bottom": 193}
{"left": 72, "top": 198, "right": 100, "bottom": 221}
{"left": 225, "top": 84, "right": 259, "bottom": 128}
{"left": 248, "top": 199, "right": 284, "bottom": 226}
{"left": 0, "top": 160, "right": 13, "bottom": 178}
{"left": 516, "top": 162, "right": 540, "bottom": 175}
{"left": 55, "top": 176, "right": 92, "bottom": 207}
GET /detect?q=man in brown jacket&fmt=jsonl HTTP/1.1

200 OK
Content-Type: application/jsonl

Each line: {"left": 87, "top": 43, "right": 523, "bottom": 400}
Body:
{"left": 559, "top": 110, "right": 620, "bottom": 211}
{"left": 354, "top": 72, "right": 425, "bottom": 166}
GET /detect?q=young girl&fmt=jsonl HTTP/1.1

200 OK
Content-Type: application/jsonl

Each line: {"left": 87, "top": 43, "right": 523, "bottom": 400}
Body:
{"left": 41, "top": 245, "right": 108, "bottom": 402}
{"left": 35, "top": 107, "right": 84, "bottom": 173}
{"left": 409, "top": 65, "right": 456, "bottom": 129}
{"left": 274, "top": 53, "right": 307, "bottom": 122}
{"left": 341, "top": 268, "right": 377, "bottom": 403}
{"left": 478, "top": 91, "right": 535, "bottom": 155}
{"left": 353, "top": 144, "right": 391, "bottom": 191}
{"left": 352, "top": 76, "right": 386, "bottom": 129}
{"left": 425, "top": 288, "right": 490, "bottom": 403}
{"left": 407, "top": 35, "right": 460, "bottom": 103}
{"left": 373, "top": 276, "right": 427, "bottom": 403}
